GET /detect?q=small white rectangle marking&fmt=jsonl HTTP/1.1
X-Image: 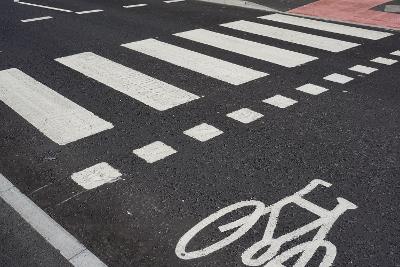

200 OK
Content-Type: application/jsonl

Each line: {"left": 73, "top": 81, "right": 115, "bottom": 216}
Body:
{"left": 0, "top": 174, "right": 106, "bottom": 266}
{"left": 296, "top": 83, "right": 328, "bottom": 95}
{"left": 71, "top": 162, "right": 122, "bottom": 190}
{"left": 76, "top": 9, "right": 103, "bottom": 14}
{"left": 263, "top": 95, "right": 298, "bottom": 108}
{"left": 370, "top": 57, "right": 398, "bottom": 65}
{"left": 226, "top": 108, "right": 264, "bottom": 123}
{"left": 183, "top": 123, "right": 223, "bottom": 142}
{"left": 164, "top": 0, "right": 185, "bottom": 3}
{"left": 323, "top": 73, "right": 353, "bottom": 84}
{"left": 123, "top": 4, "right": 147, "bottom": 8}
{"left": 133, "top": 141, "right": 177, "bottom": 163}
{"left": 175, "top": 29, "right": 317, "bottom": 68}
{"left": 220, "top": 20, "right": 359, "bottom": 52}
{"left": 55, "top": 52, "right": 199, "bottom": 111}
{"left": 122, "top": 39, "right": 267, "bottom": 85}
{"left": 0, "top": 68, "right": 113, "bottom": 145}
{"left": 349, "top": 65, "right": 377, "bottom": 74}
{"left": 259, "top": 14, "right": 392, "bottom": 40}
{"left": 21, "top": 16, "right": 53, "bottom": 22}
{"left": 16, "top": 1, "right": 73, "bottom": 12}
{"left": 390, "top": 50, "right": 400, "bottom": 56}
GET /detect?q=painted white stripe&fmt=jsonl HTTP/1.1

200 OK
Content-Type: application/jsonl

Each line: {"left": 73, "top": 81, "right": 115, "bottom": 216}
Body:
{"left": 174, "top": 29, "right": 317, "bottom": 68}
{"left": 76, "top": 9, "right": 103, "bottom": 15}
{"left": 0, "top": 174, "right": 107, "bottom": 267}
{"left": 220, "top": 20, "right": 360, "bottom": 52}
{"left": 0, "top": 68, "right": 113, "bottom": 145}
{"left": 183, "top": 123, "right": 223, "bottom": 142}
{"left": 16, "top": 1, "right": 73, "bottom": 12}
{"left": 391, "top": 50, "right": 400, "bottom": 56}
{"left": 133, "top": 141, "right": 177, "bottom": 163}
{"left": 370, "top": 57, "right": 398, "bottom": 65}
{"left": 55, "top": 52, "right": 199, "bottom": 111}
{"left": 349, "top": 65, "right": 377, "bottom": 74}
{"left": 21, "top": 16, "right": 53, "bottom": 22}
{"left": 263, "top": 95, "right": 297, "bottom": 108}
{"left": 259, "top": 14, "right": 392, "bottom": 40}
{"left": 164, "top": 0, "right": 185, "bottom": 3}
{"left": 296, "top": 83, "right": 328, "bottom": 95}
{"left": 123, "top": 4, "right": 147, "bottom": 8}
{"left": 71, "top": 162, "right": 121, "bottom": 190}
{"left": 122, "top": 39, "right": 267, "bottom": 85}
{"left": 323, "top": 73, "right": 353, "bottom": 84}
{"left": 226, "top": 108, "right": 264, "bottom": 123}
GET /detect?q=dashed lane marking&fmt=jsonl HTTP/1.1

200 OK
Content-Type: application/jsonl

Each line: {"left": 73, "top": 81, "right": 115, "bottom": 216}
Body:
{"left": 220, "top": 20, "right": 360, "bottom": 53}
{"left": 55, "top": 52, "right": 199, "bottom": 111}
{"left": 75, "top": 9, "right": 104, "bottom": 15}
{"left": 71, "top": 162, "right": 122, "bottom": 190}
{"left": 133, "top": 141, "right": 177, "bottom": 163}
{"left": 0, "top": 68, "right": 113, "bottom": 145}
{"left": 123, "top": 4, "right": 148, "bottom": 8}
{"left": 323, "top": 73, "right": 354, "bottom": 84}
{"left": 391, "top": 50, "right": 400, "bottom": 56}
{"left": 259, "top": 14, "right": 393, "bottom": 40}
{"left": 15, "top": 1, "right": 73, "bottom": 13}
{"left": 226, "top": 108, "right": 264, "bottom": 124}
{"left": 21, "top": 16, "right": 53, "bottom": 23}
{"left": 0, "top": 174, "right": 107, "bottom": 267}
{"left": 183, "top": 123, "right": 223, "bottom": 142}
{"left": 263, "top": 95, "right": 298, "bottom": 108}
{"left": 296, "top": 83, "right": 329, "bottom": 95}
{"left": 164, "top": 0, "right": 186, "bottom": 3}
{"left": 174, "top": 29, "right": 318, "bottom": 68}
{"left": 122, "top": 38, "right": 267, "bottom": 85}
{"left": 371, "top": 57, "right": 398, "bottom": 65}
{"left": 349, "top": 65, "right": 378, "bottom": 74}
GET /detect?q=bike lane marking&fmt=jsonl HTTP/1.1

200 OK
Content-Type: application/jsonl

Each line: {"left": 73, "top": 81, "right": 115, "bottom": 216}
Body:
{"left": 289, "top": 0, "right": 400, "bottom": 30}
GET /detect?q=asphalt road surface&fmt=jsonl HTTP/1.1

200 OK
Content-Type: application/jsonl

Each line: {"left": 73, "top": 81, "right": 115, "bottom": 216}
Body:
{"left": 1, "top": 0, "right": 400, "bottom": 266}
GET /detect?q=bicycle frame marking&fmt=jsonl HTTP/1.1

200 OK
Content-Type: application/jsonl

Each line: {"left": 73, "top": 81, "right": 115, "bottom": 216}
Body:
{"left": 175, "top": 179, "right": 357, "bottom": 266}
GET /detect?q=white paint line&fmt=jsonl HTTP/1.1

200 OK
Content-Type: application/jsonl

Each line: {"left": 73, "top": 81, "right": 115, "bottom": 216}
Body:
{"left": 122, "top": 39, "right": 267, "bottom": 85}
{"left": 323, "top": 73, "right": 353, "bottom": 84}
{"left": 348, "top": 65, "right": 377, "bottom": 74}
{"left": 174, "top": 29, "right": 317, "bottom": 68}
{"left": 71, "top": 162, "right": 122, "bottom": 190}
{"left": 55, "top": 52, "right": 199, "bottom": 111}
{"left": 221, "top": 20, "right": 359, "bottom": 53}
{"left": 164, "top": 0, "right": 185, "bottom": 3}
{"left": 123, "top": 4, "right": 147, "bottom": 8}
{"left": 259, "top": 14, "right": 393, "bottom": 40}
{"left": 75, "top": 9, "right": 103, "bottom": 15}
{"left": 0, "top": 174, "right": 107, "bottom": 267}
{"left": 263, "top": 95, "right": 297, "bottom": 108}
{"left": 390, "top": 50, "right": 400, "bottom": 56}
{"left": 183, "top": 123, "right": 223, "bottom": 142}
{"left": 226, "top": 108, "right": 264, "bottom": 124}
{"left": 133, "top": 141, "right": 177, "bottom": 163}
{"left": 0, "top": 68, "right": 113, "bottom": 145}
{"left": 16, "top": 1, "right": 73, "bottom": 12}
{"left": 296, "top": 83, "right": 328, "bottom": 95}
{"left": 21, "top": 16, "right": 53, "bottom": 23}
{"left": 370, "top": 57, "right": 398, "bottom": 65}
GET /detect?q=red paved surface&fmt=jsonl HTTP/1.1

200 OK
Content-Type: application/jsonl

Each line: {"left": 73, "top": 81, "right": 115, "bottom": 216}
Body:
{"left": 290, "top": 0, "right": 400, "bottom": 29}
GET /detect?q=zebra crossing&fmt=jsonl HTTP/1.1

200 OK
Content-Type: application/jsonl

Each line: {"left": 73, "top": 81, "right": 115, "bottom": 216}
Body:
{"left": 0, "top": 13, "right": 396, "bottom": 152}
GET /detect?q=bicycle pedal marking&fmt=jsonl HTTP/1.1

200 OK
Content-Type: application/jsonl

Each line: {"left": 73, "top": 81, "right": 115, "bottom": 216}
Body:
{"left": 175, "top": 179, "right": 357, "bottom": 266}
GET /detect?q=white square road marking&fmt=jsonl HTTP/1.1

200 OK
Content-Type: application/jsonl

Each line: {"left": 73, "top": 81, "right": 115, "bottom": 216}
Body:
{"left": 391, "top": 50, "right": 400, "bottom": 56}
{"left": 71, "top": 162, "right": 122, "bottom": 190}
{"left": 226, "top": 108, "right": 264, "bottom": 123}
{"left": 133, "top": 141, "right": 177, "bottom": 163}
{"left": 183, "top": 123, "right": 223, "bottom": 142}
{"left": 371, "top": 57, "right": 398, "bottom": 65}
{"left": 323, "top": 73, "right": 353, "bottom": 84}
{"left": 296, "top": 84, "right": 328, "bottom": 95}
{"left": 263, "top": 95, "right": 298, "bottom": 108}
{"left": 349, "top": 65, "right": 378, "bottom": 74}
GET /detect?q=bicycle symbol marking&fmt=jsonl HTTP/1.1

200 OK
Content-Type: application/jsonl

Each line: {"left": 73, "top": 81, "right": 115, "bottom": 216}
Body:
{"left": 175, "top": 179, "right": 357, "bottom": 266}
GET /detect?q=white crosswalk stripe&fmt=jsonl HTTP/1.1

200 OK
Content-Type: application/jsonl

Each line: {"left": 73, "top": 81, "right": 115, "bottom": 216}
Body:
{"left": 174, "top": 29, "right": 317, "bottom": 68}
{"left": 259, "top": 14, "right": 393, "bottom": 40}
{"left": 0, "top": 68, "right": 113, "bottom": 145}
{"left": 55, "top": 52, "right": 199, "bottom": 111}
{"left": 220, "top": 20, "right": 360, "bottom": 52}
{"left": 122, "top": 38, "right": 267, "bottom": 85}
